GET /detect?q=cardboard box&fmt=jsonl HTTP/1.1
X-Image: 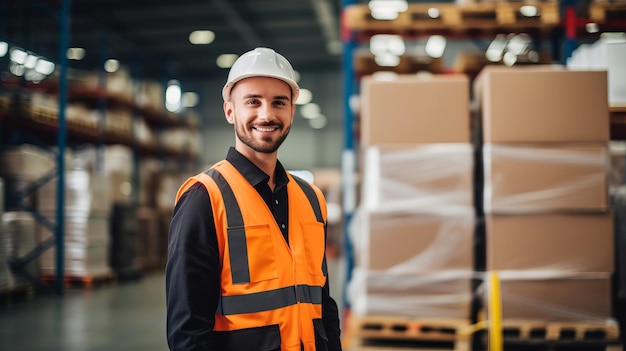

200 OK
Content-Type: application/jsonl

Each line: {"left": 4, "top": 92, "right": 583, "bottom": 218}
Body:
{"left": 474, "top": 66, "right": 609, "bottom": 142}
{"left": 486, "top": 213, "right": 614, "bottom": 272}
{"left": 482, "top": 274, "right": 613, "bottom": 321}
{"left": 360, "top": 212, "right": 475, "bottom": 272}
{"left": 483, "top": 143, "right": 609, "bottom": 213}
{"left": 350, "top": 268, "right": 474, "bottom": 319}
{"left": 361, "top": 144, "right": 474, "bottom": 213}
{"left": 361, "top": 74, "right": 470, "bottom": 145}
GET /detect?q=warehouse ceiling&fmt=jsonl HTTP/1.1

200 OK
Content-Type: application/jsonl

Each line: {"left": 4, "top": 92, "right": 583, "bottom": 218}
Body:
{"left": 1, "top": 0, "right": 343, "bottom": 84}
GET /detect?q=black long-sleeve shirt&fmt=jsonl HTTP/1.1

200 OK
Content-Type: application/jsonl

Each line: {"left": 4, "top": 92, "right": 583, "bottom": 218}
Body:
{"left": 166, "top": 147, "right": 342, "bottom": 350}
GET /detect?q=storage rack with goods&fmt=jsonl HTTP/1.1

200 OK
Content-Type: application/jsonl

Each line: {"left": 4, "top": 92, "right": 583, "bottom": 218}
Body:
{"left": 0, "top": 1, "right": 200, "bottom": 295}
{"left": 340, "top": 0, "right": 626, "bottom": 350}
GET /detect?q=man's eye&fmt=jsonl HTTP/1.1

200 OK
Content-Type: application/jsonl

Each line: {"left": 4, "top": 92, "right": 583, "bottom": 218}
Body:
{"left": 246, "top": 99, "right": 260, "bottom": 105}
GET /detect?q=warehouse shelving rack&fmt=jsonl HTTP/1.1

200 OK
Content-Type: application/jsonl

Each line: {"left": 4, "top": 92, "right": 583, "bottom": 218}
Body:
{"left": 0, "top": 0, "right": 199, "bottom": 295}
{"left": 0, "top": 0, "right": 72, "bottom": 295}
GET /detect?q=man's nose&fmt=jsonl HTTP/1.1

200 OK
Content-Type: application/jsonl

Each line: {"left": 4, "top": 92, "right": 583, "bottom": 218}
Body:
{"left": 258, "top": 103, "right": 273, "bottom": 120}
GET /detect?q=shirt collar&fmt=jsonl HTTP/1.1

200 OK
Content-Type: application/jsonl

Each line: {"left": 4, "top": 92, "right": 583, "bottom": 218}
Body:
{"left": 225, "top": 147, "right": 289, "bottom": 190}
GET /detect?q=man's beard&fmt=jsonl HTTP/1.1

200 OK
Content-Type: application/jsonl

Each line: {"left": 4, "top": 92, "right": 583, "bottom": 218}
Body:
{"left": 235, "top": 122, "right": 290, "bottom": 154}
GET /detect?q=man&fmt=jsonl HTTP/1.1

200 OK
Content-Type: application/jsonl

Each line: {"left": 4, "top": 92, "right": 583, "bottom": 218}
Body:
{"left": 166, "top": 47, "right": 343, "bottom": 351}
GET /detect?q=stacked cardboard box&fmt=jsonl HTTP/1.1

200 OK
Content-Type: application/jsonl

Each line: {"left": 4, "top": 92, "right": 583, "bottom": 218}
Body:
{"left": 38, "top": 166, "right": 112, "bottom": 278}
{"left": 0, "top": 146, "right": 56, "bottom": 284}
{"left": 349, "top": 74, "right": 476, "bottom": 319}
{"left": 474, "top": 66, "right": 614, "bottom": 321}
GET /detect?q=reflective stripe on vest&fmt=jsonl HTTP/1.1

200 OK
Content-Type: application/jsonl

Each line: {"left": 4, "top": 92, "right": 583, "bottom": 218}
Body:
{"left": 206, "top": 168, "right": 324, "bottom": 316}
{"left": 216, "top": 284, "right": 323, "bottom": 315}
{"left": 206, "top": 168, "right": 251, "bottom": 284}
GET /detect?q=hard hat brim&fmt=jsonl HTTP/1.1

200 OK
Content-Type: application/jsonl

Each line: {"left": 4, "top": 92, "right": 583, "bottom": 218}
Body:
{"left": 222, "top": 73, "right": 300, "bottom": 102}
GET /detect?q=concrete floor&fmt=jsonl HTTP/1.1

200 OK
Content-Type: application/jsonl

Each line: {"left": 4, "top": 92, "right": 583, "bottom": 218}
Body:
{"left": 0, "top": 257, "right": 347, "bottom": 351}
{"left": 0, "top": 273, "right": 169, "bottom": 351}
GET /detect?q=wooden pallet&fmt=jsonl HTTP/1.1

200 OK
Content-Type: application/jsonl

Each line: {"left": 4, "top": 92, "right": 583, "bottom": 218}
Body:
{"left": 353, "top": 52, "right": 444, "bottom": 76}
{"left": 40, "top": 270, "right": 115, "bottom": 289}
{"left": 497, "top": 319, "right": 621, "bottom": 342}
{"left": 349, "top": 316, "right": 474, "bottom": 351}
{"left": 344, "top": 2, "right": 560, "bottom": 32}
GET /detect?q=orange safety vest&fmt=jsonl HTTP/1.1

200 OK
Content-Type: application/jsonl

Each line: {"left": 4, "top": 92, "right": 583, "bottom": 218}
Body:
{"left": 175, "top": 160, "right": 328, "bottom": 351}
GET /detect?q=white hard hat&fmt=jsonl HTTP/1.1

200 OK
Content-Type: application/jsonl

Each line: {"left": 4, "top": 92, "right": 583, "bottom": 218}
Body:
{"left": 222, "top": 47, "right": 299, "bottom": 102}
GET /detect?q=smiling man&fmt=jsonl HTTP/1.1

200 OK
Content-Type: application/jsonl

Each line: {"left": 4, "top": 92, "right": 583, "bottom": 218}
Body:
{"left": 165, "top": 47, "right": 343, "bottom": 351}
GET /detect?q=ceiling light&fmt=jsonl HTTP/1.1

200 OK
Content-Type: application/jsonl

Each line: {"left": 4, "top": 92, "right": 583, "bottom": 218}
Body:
{"left": 507, "top": 33, "right": 530, "bottom": 55}
{"left": 67, "top": 47, "right": 86, "bottom": 60}
{"left": 10, "top": 48, "right": 27, "bottom": 64}
{"left": 34, "top": 59, "right": 55, "bottom": 75}
{"left": 486, "top": 34, "right": 507, "bottom": 62}
{"left": 503, "top": 52, "right": 517, "bottom": 66}
{"left": 183, "top": 92, "right": 199, "bottom": 107}
{"left": 25, "top": 70, "right": 45, "bottom": 83}
{"left": 10, "top": 62, "right": 25, "bottom": 76}
{"left": 370, "top": 9, "right": 399, "bottom": 20}
{"left": 166, "top": 80, "right": 182, "bottom": 112}
{"left": 520, "top": 5, "right": 538, "bottom": 17}
{"left": 309, "top": 114, "right": 328, "bottom": 129}
{"left": 369, "top": 0, "right": 408, "bottom": 20}
{"left": 301, "top": 103, "right": 321, "bottom": 119}
{"left": 0, "top": 42, "right": 8, "bottom": 57}
{"left": 24, "top": 54, "right": 38, "bottom": 69}
{"left": 189, "top": 30, "right": 215, "bottom": 45}
{"left": 427, "top": 8, "right": 440, "bottom": 19}
{"left": 296, "top": 88, "right": 313, "bottom": 105}
{"left": 425, "top": 35, "right": 446, "bottom": 58}
{"left": 374, "top": 53, "right": 401, "bottom": 67}
{"left": 216, "top": 54, "right": 238, "bottom": 68}
{"left": 104, "top": 59, "right": 120, "bottom": 73}
{"left": 370, "top": 34, "right": 405, "bottom": 56}
{"left": 294, "top": 70, "right": 301, "bottom": 83}
{"left": 585, "top": 23, "right": 599, "bottom": 33}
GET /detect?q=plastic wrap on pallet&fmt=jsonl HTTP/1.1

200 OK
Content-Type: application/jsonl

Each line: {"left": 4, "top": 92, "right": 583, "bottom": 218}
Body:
{"left": 349, "top": 206, "right": 475, "bottom": 272}
{"left": 612, "top": 186, "right": 626, "bottom": 299}
{"left": 478, "top": 271, "right": 614, "bottom": 322}
{"left": 72, "top": 145, "right": 134, "bottom": 205}
{"left": 361, "top": 144, "right": 474, "bottom": 216}
{"left": 38, "top": 211, "right": 111, "bottom": 277}
{"left": 348, "top": 268, "right": 475, "bottom": 319}
{"left": 37, "top": 169, "right": 110, "bottom": 215}
{"left": 610, "top": 141, "right": 626, "bottom": 193}
{"left": 483, "top": 143, "right": 609, "bottom": 214}
{"left": 2, "top": 212, "right": 38, "bottom": 284}
{"left": 0, "top": 145, "right": 56, "bottom": 181}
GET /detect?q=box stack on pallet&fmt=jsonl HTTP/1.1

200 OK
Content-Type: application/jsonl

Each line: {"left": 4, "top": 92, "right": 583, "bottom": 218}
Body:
{"left": 0, "top": 146, "right": 56, "bottom": 289}
{"left": 347, "top": 74, "right": 477, "bottom": 351}
{"left": 474, "top": 65, "right": 621, "bottom": 347}
{"left": 36, "top": 149, "right": 113, "bottom": 285}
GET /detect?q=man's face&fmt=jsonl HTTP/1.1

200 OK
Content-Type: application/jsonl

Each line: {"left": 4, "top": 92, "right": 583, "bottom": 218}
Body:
{"left": 224, "top": 76, "right": 295, "bottom": 155}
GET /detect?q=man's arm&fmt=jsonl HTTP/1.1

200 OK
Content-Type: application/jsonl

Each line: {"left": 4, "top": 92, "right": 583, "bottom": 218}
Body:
{"left": 166, "top": 183, "right": 221, "bottom": 350}
{"left": 322, "top": 277, "right": 343, "bottom": 351}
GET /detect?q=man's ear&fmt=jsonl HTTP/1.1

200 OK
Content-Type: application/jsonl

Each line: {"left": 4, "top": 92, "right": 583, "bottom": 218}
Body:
{"left": 223, "top": 101, "right": 235, "bottom": 125}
